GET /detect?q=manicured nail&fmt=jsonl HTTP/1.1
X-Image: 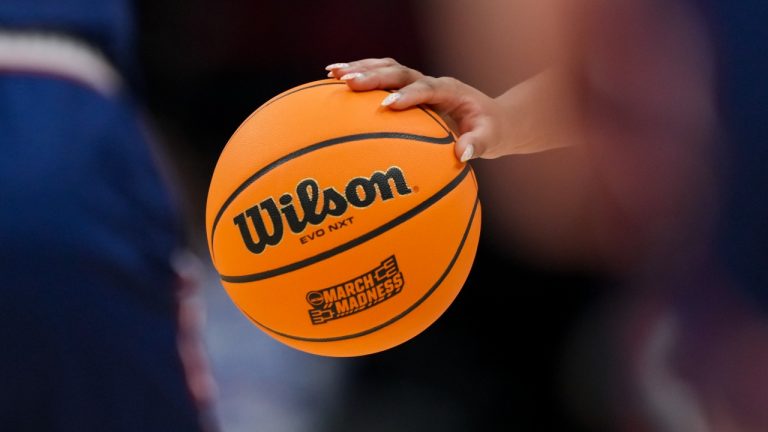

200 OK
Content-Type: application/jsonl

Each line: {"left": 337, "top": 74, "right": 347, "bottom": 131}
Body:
{"left": 460, "top": 144, "right": 474, "bottom": 162}
{"left": 327, "top": 71, "right": 335, "bottom": 78}
{"left": 340, "top": 72, "right": 364, "bottom": 81}
{"left": 381, "top": 92, "right": 401, "bottom": 107}
{"left": 325, "top": 63, "right": 350, "bottom": 71}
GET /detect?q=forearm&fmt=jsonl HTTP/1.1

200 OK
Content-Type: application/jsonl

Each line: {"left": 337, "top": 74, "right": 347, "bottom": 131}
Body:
{"left": 494, "top": 69, "right": 581, "bottom": 155}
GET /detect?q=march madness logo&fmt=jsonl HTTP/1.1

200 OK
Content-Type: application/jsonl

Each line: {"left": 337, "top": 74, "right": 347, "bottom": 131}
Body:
{"left": 306, "top": 256, "right": 405, "bottom": 325}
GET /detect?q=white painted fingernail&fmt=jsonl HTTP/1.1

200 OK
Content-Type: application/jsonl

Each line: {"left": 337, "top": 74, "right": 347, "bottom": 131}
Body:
{"left": 327, "top": 71, "right": 335, "bottom": 78}
{"left": 381, "top": 92, "right": 401, "bottom": 107}
{"left": 325, "top": 63, "right": 350, "bottom": 71}
{"left": 340, "top": 72, "right": 364, "bottom": 81}
{"left": 460, "top": 144, "right": 474, "bottom": 162}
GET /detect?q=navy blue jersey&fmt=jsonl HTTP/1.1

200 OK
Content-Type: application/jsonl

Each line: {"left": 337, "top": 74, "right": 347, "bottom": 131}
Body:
{"left": 0, "top": 1, "right": 202, "bottom": 430}
{"left": 0, "top": 75, "right": 200, "bottom": 432}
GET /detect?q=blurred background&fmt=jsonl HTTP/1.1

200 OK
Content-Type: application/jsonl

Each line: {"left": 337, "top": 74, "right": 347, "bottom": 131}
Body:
{"left": 2, "top": 0, "right": 766, "bottom": 431}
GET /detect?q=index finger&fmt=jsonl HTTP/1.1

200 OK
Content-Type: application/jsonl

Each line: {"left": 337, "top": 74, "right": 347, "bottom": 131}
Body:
{"left": 325, "top": 57, "right": 400, "bottom": 74}
{"left": 382, "top": 76, "right": 462, "bottom": 112}
{"left": 340, "top": 64, "right": 425, "bottom": 92}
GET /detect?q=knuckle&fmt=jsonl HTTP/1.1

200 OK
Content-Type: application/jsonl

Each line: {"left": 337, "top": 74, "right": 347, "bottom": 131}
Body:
{"left": 436, "top": 76, "right": 459, "bottom": 89}
{"left": 381, "top": 57, "right": 398, "bottom": 66}
{"left": 355, "top": 58, "right": 377, "bottom": 69}
{"left": 419, "top": 76, "right": 439, "bottom": 92}
{"left": 395, "top": 66, "right": 413, "bottom": 82}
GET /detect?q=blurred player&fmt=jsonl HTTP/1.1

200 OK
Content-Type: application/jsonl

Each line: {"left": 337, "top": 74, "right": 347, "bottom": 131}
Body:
{"left": 0, "top": 1, "right": 207, "bottom": 430}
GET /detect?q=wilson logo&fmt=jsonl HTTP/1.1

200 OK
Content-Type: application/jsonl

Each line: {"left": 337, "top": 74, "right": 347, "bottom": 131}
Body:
{"left": 233, "top": 166, "right": 412, "bottom": 254}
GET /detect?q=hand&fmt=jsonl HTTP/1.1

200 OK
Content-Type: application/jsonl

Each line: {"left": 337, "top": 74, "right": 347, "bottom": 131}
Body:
{"left": 326, "top": 58, "right": 509, "bottom": 162}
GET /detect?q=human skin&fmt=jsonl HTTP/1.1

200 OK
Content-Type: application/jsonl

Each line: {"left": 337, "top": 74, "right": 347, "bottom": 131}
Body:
{"left": 325, "top": 60, "right": 575, "bottom": 163}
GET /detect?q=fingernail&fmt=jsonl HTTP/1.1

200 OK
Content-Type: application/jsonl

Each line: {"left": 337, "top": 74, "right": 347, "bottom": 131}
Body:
{"left": 460, "top": 144, "right": 474, "bottom": 162}
{"left": 381, "top": 92, "right": 401, "bottom": 107}
{"left": 340, "top": 72, "right": 364, "bottom": 81}
{"left": 325, "top": 63, "right": 350, "bottom": 71}
{"left": 327, "top": 71, "right": 335, "bottom": 78}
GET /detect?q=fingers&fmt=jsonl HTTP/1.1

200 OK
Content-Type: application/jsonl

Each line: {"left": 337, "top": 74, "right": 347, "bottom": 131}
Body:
{"left": 325, "top": 58, "right": 401, "bottom": 79}
{"left": 325, "top": 57, "right": 399, "bottom": 75}
{"left": 326, "top": 58, "right": 425, "bottom": 93}
{"left": 326, "top": 58, "right": 451, "bottom": 109}
{"left": 457, "top": 134, "right": 477, "bottom": 163}
{"left": 381, "top": 76, "right": 461, "bottom": 110}
{"left": 455, "top": 116, "right": 497, "bottom": 162}
{"left": 325, "top": 59, "right": 499, "bottom": 163}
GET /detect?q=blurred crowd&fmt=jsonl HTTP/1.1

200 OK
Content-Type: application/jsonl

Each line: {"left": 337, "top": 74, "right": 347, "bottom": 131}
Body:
{"left": 1, "top": 0, "right": 766, "bottom": 431}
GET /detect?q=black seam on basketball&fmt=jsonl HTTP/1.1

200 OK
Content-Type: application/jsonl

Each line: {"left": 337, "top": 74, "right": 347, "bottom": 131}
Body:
{"left": 240, "top": 194, "right": 480, "bottom": 343}
{"left": 210, "top": 131, "right": 455, "bottom": 260}
{"left": 255, "top": 81, "right": 347, "bottom": 115}
{"left": 232, "top": 82, "right": 453, "bottom": 148}
{"left": 469, "top": 166, "right": 479, "bottom": 189}
{"left": 227, "top": 82, "right": 347, "bottom": 140}
{"left": 219, "top": 164, "right": 471, "bottom": 282}
{"left": 383, "top": 88, "right": 453, "bottom": 136}
{"left": 417, "top": 106, "right": 452, "bottom": 135}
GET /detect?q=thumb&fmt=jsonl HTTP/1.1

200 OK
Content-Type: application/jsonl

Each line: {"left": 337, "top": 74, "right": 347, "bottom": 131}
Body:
{"left": 454, "top": 119, "right": 495, "bottom": 162}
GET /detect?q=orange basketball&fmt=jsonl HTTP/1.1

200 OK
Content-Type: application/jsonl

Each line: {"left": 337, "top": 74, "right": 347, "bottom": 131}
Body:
{"left": 205, "top": 79, "right": 481, "bottom": 357}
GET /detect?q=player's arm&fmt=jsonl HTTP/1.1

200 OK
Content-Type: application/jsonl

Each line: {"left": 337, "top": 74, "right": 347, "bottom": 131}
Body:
{"left": 326, "top": 59, "right": 577, "bottom": 162}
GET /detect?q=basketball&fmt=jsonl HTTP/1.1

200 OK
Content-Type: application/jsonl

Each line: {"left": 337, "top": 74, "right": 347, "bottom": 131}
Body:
{"left": 205, "top": 79, "right": 481, "bottom": 357}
